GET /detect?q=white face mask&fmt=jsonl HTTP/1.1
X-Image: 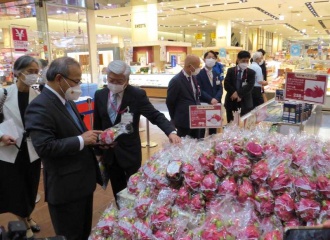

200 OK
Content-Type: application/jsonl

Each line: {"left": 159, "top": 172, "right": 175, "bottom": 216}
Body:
{"left": 205, "top": 58, "right": 216, "bottom": 68}
{"left": 61, "top": 78, "right": 82, "bottom": 101}
{"left": 259, "top": 60, "right": 264, "bottom": 65}
{"left": 190, "top": 65, "right": 201, "bottom": 76}
{"left": 22, "top": 73, "right": 39, "bottom": 86}
{"left": 108, "top": 82, "right": 126, "bottom": 94}
{"left": 238, "top": 63, "right": 249, "bottom": 70}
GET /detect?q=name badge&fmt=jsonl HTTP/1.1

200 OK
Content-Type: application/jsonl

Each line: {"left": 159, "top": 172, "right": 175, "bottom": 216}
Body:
{"left": 121, "top": 112, "right": 133, "bottom": 124}
{"left": 242, "top": 80, "right": 247, "bottom": 87}
{"left": 216, "top": 80, "right": 221, "bottom": 85}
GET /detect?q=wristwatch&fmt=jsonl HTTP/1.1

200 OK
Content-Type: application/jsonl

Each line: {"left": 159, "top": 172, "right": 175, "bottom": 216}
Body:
{"left": 171, "top": 131, "right": 177, "bottom": 135}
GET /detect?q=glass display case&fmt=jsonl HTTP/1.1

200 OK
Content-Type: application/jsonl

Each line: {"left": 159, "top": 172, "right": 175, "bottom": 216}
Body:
{"left": 129, "top": 74, "right": 175, "bottom": 98}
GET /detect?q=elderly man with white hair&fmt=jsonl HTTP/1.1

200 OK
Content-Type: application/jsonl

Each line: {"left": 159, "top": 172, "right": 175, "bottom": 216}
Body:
{"left": 93, "top": 60, "right": 181, "bottom": 201}
{"left": 249, "top": 51, "right": 268, "bottom": 108}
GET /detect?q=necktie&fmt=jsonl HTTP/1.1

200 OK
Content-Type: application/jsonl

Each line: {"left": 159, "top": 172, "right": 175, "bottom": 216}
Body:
{"left": 109, "top": 93, "right": 118, "bottom": 123}
{"left": 188, "top": 76, "right": 196, "bottom": 98}
{"left": 65, "top": 101, "right": 83, "bottom": 132}
{"left": 207, "top": 70, "right": 213, "bottom": 86}
{"left": 236, "top": 70, "right": 242, "bottom": 90}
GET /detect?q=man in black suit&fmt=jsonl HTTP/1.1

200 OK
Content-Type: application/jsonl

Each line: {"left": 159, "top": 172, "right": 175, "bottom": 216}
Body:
{"left": 224, "top": 50, "right": 255, "bottom": 123}
{"left": 93, "top": 60, "right": 180, "bottom": 200}
{"left": 166, "top": 55, "right": 202, "bottom": 139}
{"left": 197, "top": 50, "right": 223, "bottom": 135}
{"left": 25, "top": 57, "right": 103, "bottom": 240}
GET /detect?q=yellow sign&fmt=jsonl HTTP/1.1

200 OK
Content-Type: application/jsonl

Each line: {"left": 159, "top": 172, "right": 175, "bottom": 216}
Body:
{"left": 210, "top": 32, "right": 216, "bottom": 39}
{"left": 195, "top": 33, "right": 203, "bottom": 40}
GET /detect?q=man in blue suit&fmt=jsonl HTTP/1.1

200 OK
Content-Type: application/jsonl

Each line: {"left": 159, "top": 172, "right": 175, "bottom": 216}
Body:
{"left": 196, "top": 50, "right": 223, "bottom": 135}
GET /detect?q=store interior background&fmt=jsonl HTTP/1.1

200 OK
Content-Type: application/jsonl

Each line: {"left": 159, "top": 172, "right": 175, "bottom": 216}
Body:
{"left": 0, "top": 0, "right": 329, "bottom": 86}
{"left": 0, "top": 0, "right": 330, "bottom": 237}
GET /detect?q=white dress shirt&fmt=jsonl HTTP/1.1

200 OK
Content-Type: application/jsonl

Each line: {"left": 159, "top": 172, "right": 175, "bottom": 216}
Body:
{"left": 248, "top": 62, "right": 264, "bottom": 87}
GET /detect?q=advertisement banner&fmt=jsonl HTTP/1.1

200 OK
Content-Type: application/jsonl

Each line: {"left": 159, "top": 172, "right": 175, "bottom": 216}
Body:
{"left": 284, "top": 72, "right": 328, "bottom": 104}
{"left": 12, "top": 27, "right": 28, "bottom": 52}
{"left": 189, "top": 105, "right": 222, "bottom": 129}
{"left": 219, "top": 48, "right": 226, "bottom": 58}
{"left": 290, "top": 44, "right": 301, "bottom": 57}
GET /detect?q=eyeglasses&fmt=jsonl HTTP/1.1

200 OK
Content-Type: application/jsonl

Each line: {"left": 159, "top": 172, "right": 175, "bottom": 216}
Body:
{"left": 62, "top": 75, "right": 82, "bottom": 85}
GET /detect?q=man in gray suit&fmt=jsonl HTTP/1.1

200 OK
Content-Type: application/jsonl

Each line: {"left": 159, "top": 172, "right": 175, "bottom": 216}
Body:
{"left": 25, "top": 57, "right": 102, "bottom": 240}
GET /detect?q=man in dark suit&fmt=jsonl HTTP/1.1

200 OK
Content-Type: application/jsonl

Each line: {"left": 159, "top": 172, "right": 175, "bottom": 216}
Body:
{"left": 25, "top": 57, "right": 103, "bottom": 240}
{"left": 93, "top": 60, "right": 180, "bottom": 200}
{"left": 197, "top": 50, "right": 223, "bottom": 136}
{"left": 166, "top": 55, "right": 202, "bottom": 139}
{"left": 224, "top": 50, "right": 255, "bottom": 123}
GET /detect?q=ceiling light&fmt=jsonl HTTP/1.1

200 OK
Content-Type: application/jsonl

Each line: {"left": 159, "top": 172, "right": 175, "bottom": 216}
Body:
{"left": 26, "top": 5, "right": 31, "bottom": 8}
{"left": 196, "top": 4, "right": 199, "bottom": 8}
{"left": 302, "top": 29, "right": 306, "bottom": 33}
{"left": 289, "top": 6, "right": 293, "bottom": 9}
{"left": 107, "top": 4, "right": 112, "bottom": 6}
{"left": 279, "top": 15, "right": 284, "bottom": 20}
{"left": 303, "top": 19, "right": 306, "bottom": 21}
{"left": 193, "top": 18, "right": 196, "bottom": 21}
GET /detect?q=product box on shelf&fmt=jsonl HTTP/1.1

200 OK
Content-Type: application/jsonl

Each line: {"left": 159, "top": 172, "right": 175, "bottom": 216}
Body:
{"left": 282, "top": 102, "right": 302, "bottom": 124}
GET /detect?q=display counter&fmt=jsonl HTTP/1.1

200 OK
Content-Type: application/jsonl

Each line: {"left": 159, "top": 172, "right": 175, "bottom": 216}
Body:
{"left": 129, "top": 73, "right": 175, "bottom": 98}
{"left": 240, "top": 98, "right": 321, "bottom": 135}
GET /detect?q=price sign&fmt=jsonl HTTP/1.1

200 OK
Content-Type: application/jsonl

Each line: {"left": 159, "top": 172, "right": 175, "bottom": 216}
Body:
{"left": 195, "top": 33, "right": 203, "bottom": 40}
{"left": 284, "top": 72, "right": 328, "bottom": 104}
{"left": 189, "top": 105, "right": 222, "bottom": 129}
{"left": 12, "top": 27, "right": 28, "bottom": 52}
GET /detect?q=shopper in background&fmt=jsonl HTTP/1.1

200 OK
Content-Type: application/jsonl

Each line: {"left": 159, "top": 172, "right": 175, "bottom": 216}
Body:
{"left": 224, "top": 50, "right": 255, "bottom": 123}
{"left": 249, "top": 51, "right": 268, "bottom": 108}
{"left": 197, "top": 50, "right": 223, "bottom": 136}
{"left": 93, "top": 60, "right": 180, "bottom": 201}
{"left": 0, "top": 55, "right": 41, "bottom": 239}
{"left": 166, "top": 54, "right": 203, "bottom": 138}
{"left": 38, "top": 59, "right": 49, "bottom": 92}
{"left": 25, "top": 57, "right": 103, "bottom": 240}
{"left": 257, "top": 49, "right": 268, "bottom": 102}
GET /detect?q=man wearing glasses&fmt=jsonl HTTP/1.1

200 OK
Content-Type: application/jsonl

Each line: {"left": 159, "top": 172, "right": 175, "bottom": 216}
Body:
{"left": 25, "top": 57, "right": 103, "bottom": 239}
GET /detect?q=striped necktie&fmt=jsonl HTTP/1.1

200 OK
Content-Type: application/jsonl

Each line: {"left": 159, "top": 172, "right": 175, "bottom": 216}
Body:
{"left": 109, "top": 93, "right": 118, "bottom": 123}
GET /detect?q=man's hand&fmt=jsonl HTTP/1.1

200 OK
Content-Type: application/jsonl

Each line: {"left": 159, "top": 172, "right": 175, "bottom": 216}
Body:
{"left": 237, "top": 96, "right": 242, "bottom": 102}
{"left": 210, "top": 98, "right": 218, "bottom": 105}
{"left": 0, "top": 135, "right": 16, "bottom": 146}
{"left": 81, "top": 130, "right": 103, "bottom": 146}
{"left": 258, "top": 80, "right": 268, "bottom": 86}
{"left": 168, "top": 133, "right": 181, "bottom": 144}
{"left": 230, "top": 91, "right": 238, "bottom": 101}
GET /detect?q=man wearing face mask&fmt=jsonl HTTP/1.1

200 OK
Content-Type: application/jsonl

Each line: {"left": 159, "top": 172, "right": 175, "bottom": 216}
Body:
{"left": 196, "top": 51, "right": 223, "bottom": 136}
{"left": 93, "top": 60, "right": 181, "bottom": 202}
{"left": 25, "top": 57, "right": 103, "bottom": 240}
{"left": 166, "top": 54, "right": 203, "bottom": 139}
{"left": 249, "top": 52, "right": 268, "bottom": 108}
{"left": 224, "top": 50, "right": 256, "bottom": 123}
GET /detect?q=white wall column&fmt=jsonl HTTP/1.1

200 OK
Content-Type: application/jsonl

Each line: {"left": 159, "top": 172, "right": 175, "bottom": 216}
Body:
{"left": 216, "top": 20, "right": 231, "bottom": 47}
{"left": 131, "top": 0, "right": 158, "bottom": 42}
{"left": 86, "top": 7, "right": 98, "bottom": 83}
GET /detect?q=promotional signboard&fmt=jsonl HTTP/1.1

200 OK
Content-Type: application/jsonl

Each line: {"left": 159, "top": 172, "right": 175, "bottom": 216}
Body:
{"left": 189, "top": 105, "right": 222, "bottom": 129}
{"left": 12, "top": 27, "right": 28, "bottom": 52}
{"left": 284, "top": 72, "right": 328, "bottom": 104}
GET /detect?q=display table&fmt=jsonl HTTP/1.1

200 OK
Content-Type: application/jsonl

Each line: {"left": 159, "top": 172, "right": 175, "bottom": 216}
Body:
{"left": 240, "top": 98, "right": 321, "bottom": 135}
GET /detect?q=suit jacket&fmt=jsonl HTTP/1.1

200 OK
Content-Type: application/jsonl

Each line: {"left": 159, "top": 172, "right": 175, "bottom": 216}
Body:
{"left": 0, "top": 84, "right": 39, "bottom": 163}
{"left": 196, "top": 68, "right": 223, "bottom": 104}
{"left": 260, "top": 62, "right": 267, "bottom": 81}
{"left": 166, "top": 71, "right": 200, "bottom": 129}
{"left": 93, "top": 85, "right": 175, "bottom": 168}
{"left": 24, "top": 87, "right": 102, "bottom": 205}
{"left": 224, "top": 67, "right": 255, "bottom": 114}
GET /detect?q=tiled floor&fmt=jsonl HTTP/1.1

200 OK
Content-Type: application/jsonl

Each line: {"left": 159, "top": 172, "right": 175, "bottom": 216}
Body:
{"left": 1, "top": 98, "right": 329, "bottom": 237}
